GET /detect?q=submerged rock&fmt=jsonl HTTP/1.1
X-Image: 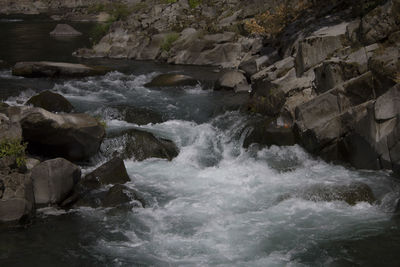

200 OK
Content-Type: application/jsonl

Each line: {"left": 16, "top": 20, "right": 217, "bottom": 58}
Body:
{"left": 278, "top": 182, "right": 376, "bottom": 205}
{"left": 145, "top": 74, "right": 198, "bottom": 88}
{"left": 12, "top": 61, "right": 108, "bottom": 78}
{"left": 31, "top": 158, "right": 81, "bottom": 206}
{"left": 82, "top": 157, "right": 130, "bottom": 190}
{"left": 49, "top": 24, "right": 82, "bottom": 36}
{"left": 26, "top": 90, "right": 74, "bottom": 113}
{"left": 102, "top": 184, "right": 145, "bottom": 208}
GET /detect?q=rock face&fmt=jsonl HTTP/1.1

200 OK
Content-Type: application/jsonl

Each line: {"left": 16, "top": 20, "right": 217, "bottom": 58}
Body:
{"left": 14, "top": 107, "right": 105, "bottom": 161}
{"left": 26, "top": 90, "right": 74, "bottom": 113}
{"left": 50, "top": 24, "right": 82, "bottom": 36}
{"left": 12, "top": 61, "right": 108, "bottom": 78}
{"left": 145, "top": 74, "right": 198, "bottom": 88}
{"left": 31, "top": 158, "right": 81, "bottom": 206}
{"left": 82, "top": 157, "right": 130, "bottom": 190}
{"left": 0, "top": 171, "right": 34, "bottom": 222}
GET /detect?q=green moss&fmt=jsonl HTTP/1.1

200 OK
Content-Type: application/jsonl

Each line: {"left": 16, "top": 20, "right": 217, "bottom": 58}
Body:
{"left": 188, "top": 0, "right": 202, "bottom": 8}
{"left": 161, "top": 32, "right": 180, "bottom": 52}
{"left": 0, "top": 139, "right": 27, "bottom": 168}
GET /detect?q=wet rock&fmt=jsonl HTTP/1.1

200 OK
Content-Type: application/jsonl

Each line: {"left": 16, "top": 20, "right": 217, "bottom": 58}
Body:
{"left": 145, "top": 74, "right": 198, "bottom": 88}
{"left": 49, "top": 24, "right": 82, "bottom": 36}
{"left": 26, "top": 90, "right": 74, "bottom": 113}
{"left": 279, "top": 182, "right": 376, "bottom": 205}
{"left": 31, "top": 158, "right": 81, "bottom": 206}
{"left": 0, "top": 171, "right": 34, "bottom": 223}
{"left": 12, "top": 61, "right": 108, "bottom": 78}
{"left": 17, "top": 107, "right": 105, "bottom": 161}
{"left": 248, "top": 81, "right": 286, "bottom": 116}
{"left": 102, "top": 184, "right": 145, "bottom": 208}
{"left": 82, "top": 157, "right": 130, "bottom": 190}
{"left": 114, "top": 106, "right": 164, "bottom": 125}
{"left": 243, "top": 117, "right": 295, "bottom": 148}
{"left": 215, "top": 71, "right": 250, "bottom": 92}
{"left": 110, "top": 129, "right": 179, "bottom": 161}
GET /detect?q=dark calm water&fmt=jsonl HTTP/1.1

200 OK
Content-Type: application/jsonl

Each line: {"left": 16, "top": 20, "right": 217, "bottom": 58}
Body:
{"left": 1, "top": 16, "right": 400, "bottom": 267}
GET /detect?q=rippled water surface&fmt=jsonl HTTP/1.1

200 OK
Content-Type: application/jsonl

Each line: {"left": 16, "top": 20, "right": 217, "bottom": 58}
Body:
{"left": 1, "top": 16, "right": 400, "bottom": 267}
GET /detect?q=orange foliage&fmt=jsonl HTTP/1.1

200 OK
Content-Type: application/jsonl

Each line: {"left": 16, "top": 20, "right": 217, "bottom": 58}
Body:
{"left": 244, "top": 0, "right": 311, "bottom": 36}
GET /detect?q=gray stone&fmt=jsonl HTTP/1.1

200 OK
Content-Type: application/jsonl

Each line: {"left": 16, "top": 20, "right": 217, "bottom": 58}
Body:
{"left": 215, "top": 71, "right": 249, "bottom": 92}
{"left": 0, "top": 113, "right": 22, "bottom": 141}
{"left": 26, "top": 90, "right": 74, "bottom": 113}
{"left": 82, "top": 157, "right": 130, "bottom": 190}
{"left": 31, "top": 158, "right": 81, "bottom": 206}
{"left": 0, "top": 172, "right": 34, "bottom": 223}
{"left": 50, "top": 24, "right": 82, "bottom": 36}
{"left": 295, "top": 22, "right": 348, "bottom": 76}
{"left": 375, "top": 84, "right": 400, "bottom": 120}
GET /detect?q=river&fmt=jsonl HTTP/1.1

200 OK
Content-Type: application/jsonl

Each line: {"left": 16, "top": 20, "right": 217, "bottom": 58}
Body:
{"left": 1, "top": 16, "right": 400, "bottom": 267}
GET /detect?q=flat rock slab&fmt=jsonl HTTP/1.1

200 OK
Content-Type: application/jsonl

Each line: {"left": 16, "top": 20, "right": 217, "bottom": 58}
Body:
{"left": 50, "top": 24, "right": 82, "bottom": 36}
{"left": 12, "top": 61, "right": 109, "bottom": 78}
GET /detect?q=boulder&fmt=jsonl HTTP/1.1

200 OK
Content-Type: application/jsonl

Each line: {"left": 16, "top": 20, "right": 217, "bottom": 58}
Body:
{"left": 82, "top": 157, "right": 130, "bottom": 190}
{"left": 12, "top": 61, "right": 109, "bottom": 78}
{"left": 26, "top": 90, "right": 74, "bottom": 113}
{"left": 248, "top": 82, "right": 286, "bottom": 116}
{"left": 109, "top": 129, "right": 179, "bottom": 161}
{"left": 0, "top": 171, "right": 34, "bottom": 223}
{"left": 17, "top": 107, "right": 105, "bottom": 161}
{"left": 114, "top": 106, "right": 164, "bottom": 125}
{"left": 279, "top": 182, "right": 376, "bottom": 205}
{"left": 145, "top": 74, "right": 198, "bottom": 88}
{"left": 215, "top": 71, "right": 250, "bottom": 92}
{"left": 49, "top": 24, "right": 82, "bottom": 36}
{"left": 102, "top": 184, "right": 145, "bottom": 208}
{"left": 31, "top": 158, "right": 80, "bottom": 206}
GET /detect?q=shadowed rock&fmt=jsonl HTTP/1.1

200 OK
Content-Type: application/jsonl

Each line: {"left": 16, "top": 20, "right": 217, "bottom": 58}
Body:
{"left": 82, "top": 157, "right": 130, "bottom": 190}
{"left": 12, "top": 61, "right": 109, "bottom": 78}
{"left": 26, "top": 90, "right": 73, "bottom": 113}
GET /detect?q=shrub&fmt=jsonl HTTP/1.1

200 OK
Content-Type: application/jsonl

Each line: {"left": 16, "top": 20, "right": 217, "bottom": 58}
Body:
{"left": 0, "top": 139, "right": 27, "bottom": 168}
{"left": 244, "top": 0, "right": 311, "bottom": 37}
{"left": 161, "top": 33, "right": 180, "bottom": 52}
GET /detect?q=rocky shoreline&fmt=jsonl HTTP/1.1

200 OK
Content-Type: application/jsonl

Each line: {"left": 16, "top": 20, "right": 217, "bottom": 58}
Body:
{"left": 72, "top": 0, "right": 399, "bottom": 177}
{"left": 0, "top": 0, "right": 399, "bottom": 226}
{"left": 0, "top": 89, "right": 180, "bottom": 224}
